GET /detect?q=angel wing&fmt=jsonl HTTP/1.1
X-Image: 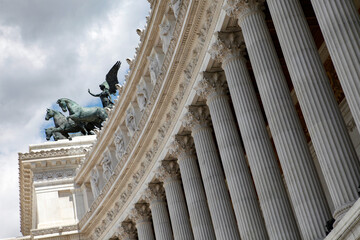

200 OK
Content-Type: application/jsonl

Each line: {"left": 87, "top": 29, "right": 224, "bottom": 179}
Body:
{"left": 106, "top": 61, "right": 121, "bottom": 95}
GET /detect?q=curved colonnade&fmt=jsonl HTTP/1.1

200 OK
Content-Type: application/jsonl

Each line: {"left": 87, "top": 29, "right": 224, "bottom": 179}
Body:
{"left": 70, "top": 0, "right": 360, "bottom": 239}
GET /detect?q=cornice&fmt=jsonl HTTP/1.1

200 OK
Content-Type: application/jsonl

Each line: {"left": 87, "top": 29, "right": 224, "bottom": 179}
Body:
{"left": 77, "top": 0, "right": 223, "bottom": 238}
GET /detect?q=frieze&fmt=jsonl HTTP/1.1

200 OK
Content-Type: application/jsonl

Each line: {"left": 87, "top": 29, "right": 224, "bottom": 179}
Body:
{"left": 80, "top": 0, "right": 219, "bottom": 238}
{"left": 33, "top": 169, "right": 76, "bottom": 182}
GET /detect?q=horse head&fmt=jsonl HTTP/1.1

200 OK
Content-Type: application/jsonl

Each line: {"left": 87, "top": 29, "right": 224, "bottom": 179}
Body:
{"left": 45, "top": 128, "right": 53, "bottom": 141}
{"left": 45, "top": 108, "right": 54, "bottom": 120}
{"left": 57, "top": 99, "right": 68, "bottom": 112}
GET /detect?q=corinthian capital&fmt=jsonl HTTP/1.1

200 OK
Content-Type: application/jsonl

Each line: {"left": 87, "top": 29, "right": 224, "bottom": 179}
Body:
{"left": 209, "top": 31, "right": 246, "bottom": 64}
{"left": 156, "top": 160, "right": 180, "bottom": 182}
{"left": 195, "top": 71, "right": 227, "bottom": 100}
{"left": 118, "top": 220, "right": 137, "bottom": 239}
{"left": 129, "top": 203, "right": 152, "bottom": 223}
{"left": 224, "top": 0, "right": 265, "bottom": 24}
{"left": 143, "top": 183, "right": 166, "bottom": 202}
{"left": 169, "top": 134, "right": 196, "bottom": 159}
{"left": 182, "top": 105, "right": 211, "bottom": 131}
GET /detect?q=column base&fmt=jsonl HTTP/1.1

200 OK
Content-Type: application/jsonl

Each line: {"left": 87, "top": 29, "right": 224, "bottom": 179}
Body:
{"left": 333, "top": 200, "right": 356, "bottom": 227}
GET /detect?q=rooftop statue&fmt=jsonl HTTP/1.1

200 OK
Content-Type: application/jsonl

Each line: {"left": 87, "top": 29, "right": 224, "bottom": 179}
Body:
{"left": 56, "top": 98, "right": 108, "bottom": 135}
{"left": 88, "top": 61, "right": 121, "bottom": 108}
{"left": 44, "top": 108, "right": 95, "bottom": 141}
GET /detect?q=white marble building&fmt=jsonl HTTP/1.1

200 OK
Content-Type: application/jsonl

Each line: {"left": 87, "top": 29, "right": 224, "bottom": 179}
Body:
{"left": 12, "top": 0, "right": 360, "bottom": 239}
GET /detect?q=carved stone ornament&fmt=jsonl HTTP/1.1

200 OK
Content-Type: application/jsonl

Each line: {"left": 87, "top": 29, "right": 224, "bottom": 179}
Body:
{"left": 182, "top": 105, "right": 211, "bottom": 131}
{"left": 170, "top": 0, "right": 182, "bottom": 19}
{"left": 159, "top": 21, "right": 173, "bottom": 53}
{"left": 117, "top": 220, "right": 137, "bottom": 239}
{"left": 156, "top": 160, "right": 180, "bottom": 182}
{"left": 129, "top": 203, "right": 152, "bottom": 223}
{"left": 169, "top": 134, "right": 196, "bottom": 159}
{"left": 101, "top": 151, "right": 113, "bottom": 181}
{"left": 90, "top": 168, "right": 100, "bottom": 198}
{"left": 195, "top": 71, "right": 227, "bottom": 101}
{"left": 143, "top": 183, "right": 166, "bottom": 203}
{"left": 114, "top": 130, "right": 126, "bottom": 160}
{"left": 136, "top": 83, "right": 149, "bottom": 112}
{"left": 223, "top": 0, "right": 265, "bottom": 24}
{"left": 126, "top": 107, "right": 137, "bottom": 136}
{"left": 209, "top": 31, "right": 246, "bottom": 64}
{"left": 147, "top": 56, "right": 161, "bottom": 86}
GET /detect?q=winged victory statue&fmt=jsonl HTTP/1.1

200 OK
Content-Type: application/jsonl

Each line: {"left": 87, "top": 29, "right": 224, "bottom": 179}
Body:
{"left": 88, "top": 61, "right": 121, "bottom": 108}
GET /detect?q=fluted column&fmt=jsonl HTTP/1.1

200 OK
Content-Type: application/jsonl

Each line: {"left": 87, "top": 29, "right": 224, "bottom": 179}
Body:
{"left": 267, "top": 0, "right": 360, "bottom": 229}
{"left": 311, "top": 0, "right": 360, "bottom": 133}
{"left": 130, "top": 203, "right": 155, "bottom": 240}
{"left": 195, "top": 72, "right": 268, "bottom": 240}
{"left": 210, "top": 29, "right": 331, "bottom": 239}
{"left": 169, "top": 135, "right": 216, "bottom": 240}
{"left": 157, "top": 160, "right": 194, "bottom": 240}
{"left": 182, "top": 106, "right": 240, "bottom": 240}
{"left": 144, "top": 183, "right": 174, "bottom": 240}
{"left": 117, "top": 220, "right": 137, "bottom": 240}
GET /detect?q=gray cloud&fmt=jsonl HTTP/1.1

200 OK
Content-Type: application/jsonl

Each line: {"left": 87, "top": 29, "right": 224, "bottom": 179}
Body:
{"left": 0, "top": 0, "right": 149, "bottom": 237}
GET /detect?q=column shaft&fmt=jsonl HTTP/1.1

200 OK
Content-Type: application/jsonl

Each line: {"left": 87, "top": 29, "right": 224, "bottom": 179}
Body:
{"left": 223, "top": 55, "right": 298, "bottom": 240}
{"left": 192, "top": 125, "right": 241, "bottom": 240}
{"left": 311, "top": 0, "right": 360, "bottom": 133}
{"left": 178, "top": 154, "right": 216, "bottom": 240}
{"left": 164, "top": 178, "right": 194, "bottom": 240}
{"left": 267, "top": 0, "right": 358, "bottom": 229}
{"left": 206, "top": 93, "right": 268, "bottom": 240}
{"left": 136, "top": 221, "right": 155, "bottom": 240}
{"left": 150, "top": 200, "right": 174, "bottom": 240}
{"left": 239, "top": 9, "right": 310, "bottom": 239}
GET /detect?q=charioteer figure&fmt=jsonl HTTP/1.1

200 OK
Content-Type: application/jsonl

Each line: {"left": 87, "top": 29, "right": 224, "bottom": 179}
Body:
{"left": 88, "top": 61, "right": 121, "bottom": 108}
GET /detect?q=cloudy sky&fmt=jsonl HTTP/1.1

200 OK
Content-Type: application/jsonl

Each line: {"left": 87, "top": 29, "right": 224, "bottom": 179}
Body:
{"left": 0, "top": 0, "right": 149, "bottom": 237}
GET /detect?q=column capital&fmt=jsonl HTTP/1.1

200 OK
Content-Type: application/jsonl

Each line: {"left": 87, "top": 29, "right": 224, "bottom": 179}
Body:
{"left": 156, "top": 160, "right": 180, "bottom": 183}
{"left": 209, "top": 31, "right": 246, "bottom": 65}
{"left": 196, "top": 71, "right": 227, "bottom": 101}
{"left": 224, "top": 0, "right": 265, "bottom": 24}
{"left": 143, "top": 183, "right": 166, "bottom": 203}
{"left": 117, "top": 220, "right": 137, "bottom": 239}
{"left": 129, "top": 203, "right": 152, "bottom": 223}
{"left": 182, "top": 105, "right": 211, "bottom": 132}
{"left": 169, "top": 134, "right": 196, "bottom": 159}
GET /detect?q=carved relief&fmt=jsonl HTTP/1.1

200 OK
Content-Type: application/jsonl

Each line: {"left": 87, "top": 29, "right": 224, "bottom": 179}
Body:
{"left": 90, "top": 168, "right": 100, "bottom": 198}
{"left": 126, "top": 107, "right": 137, "bottom": 136}
{"left": 136, "top": 83, "right": 149, "bottom": 112}
{"left": 147, "top": 55, "right": 161, "bottom": 86}
{"left": 159, "top": 16, "right": 175, "bottom": 53}
{"left": 101, "top": 151, "right": 113, "bottom": 181}
{"left": 114, "top": 130, "right": 126, "bottom": 160}
{"left": 170, "top": 0, "right": 182, "bottom": 19}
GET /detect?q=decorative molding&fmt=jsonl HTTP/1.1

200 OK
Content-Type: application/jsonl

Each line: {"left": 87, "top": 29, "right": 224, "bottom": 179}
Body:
{"left": 33, "top": 169, "right": 76, "bottom": 182}
{"left": 18, "top": 147, "right": 89, "bottom": 160}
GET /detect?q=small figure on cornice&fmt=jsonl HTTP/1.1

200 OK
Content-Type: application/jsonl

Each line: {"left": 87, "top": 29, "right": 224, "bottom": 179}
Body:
{"left": 102, "top": 154, "right": 113, "bottom": 181}
{"left": 88, "top": 61, "right": 121, "bottom": 108}
{"left": 147, "top": 56, "right": 160, "bottom": 85}
{"left": 137, "top": 85, "right": 148, "bottom": 112}
{"left": 114, "top": 131, "right": 126, "bottom": 159}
